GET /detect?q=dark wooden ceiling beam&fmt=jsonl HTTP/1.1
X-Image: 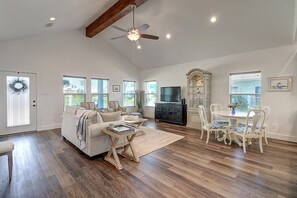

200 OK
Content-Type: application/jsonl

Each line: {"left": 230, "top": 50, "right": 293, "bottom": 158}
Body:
{"left": 86, "top": 0, "right": 147, "bottom": 38}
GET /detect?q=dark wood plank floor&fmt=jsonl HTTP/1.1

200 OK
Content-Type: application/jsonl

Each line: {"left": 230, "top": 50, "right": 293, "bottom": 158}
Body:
{"left": 1, "top": 120, "right": 297, "bottom": 198}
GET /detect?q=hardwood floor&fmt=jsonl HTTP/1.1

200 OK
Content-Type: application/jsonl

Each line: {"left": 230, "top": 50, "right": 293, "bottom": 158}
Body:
{"left": 1, "top": 120, "right": 297, "bottom": 198}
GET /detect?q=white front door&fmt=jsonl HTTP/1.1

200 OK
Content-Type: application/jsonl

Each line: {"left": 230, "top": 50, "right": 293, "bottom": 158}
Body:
{"left": 0, "top": 71, "right": 37, "bottom": 135}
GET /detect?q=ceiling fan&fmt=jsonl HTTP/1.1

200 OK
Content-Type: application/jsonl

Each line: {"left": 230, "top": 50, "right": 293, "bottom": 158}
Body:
{"left": 111, "top": 4, "right": 159, "bottom": 42}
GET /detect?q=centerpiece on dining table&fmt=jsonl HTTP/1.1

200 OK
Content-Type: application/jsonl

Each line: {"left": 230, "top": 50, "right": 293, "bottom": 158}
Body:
{"left": 228, "top": 103, "right": 238, "bottom": 115}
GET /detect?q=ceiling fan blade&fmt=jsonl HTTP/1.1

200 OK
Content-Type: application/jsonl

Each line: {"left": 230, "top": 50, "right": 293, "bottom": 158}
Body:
{"left": 137, "top": 24, "right": 150, "bottom": 32}
{"left": 140, "top": 34, "right": 159, "bottom": 40}
{"left": 111, "top": 25, "right": 128, "bottom": 32}
{"left": 111, "top": 35, "right": 127, "bottom": 40}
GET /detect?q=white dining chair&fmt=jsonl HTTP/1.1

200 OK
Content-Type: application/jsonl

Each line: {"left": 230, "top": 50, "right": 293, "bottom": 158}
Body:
{"left": 262, "top": 106, "right": 271, "bottom": 144}
{"left": 239, "top": 106, "right": 270, "bottom": 144}
{"left": 198, "top": 105, "right": 228, "bottom": 144}
{"left": 229, "top": 109, "right": 266, "bottom": 153}
{"left": 210, "top": 103, "right": 229, "bottom": 125}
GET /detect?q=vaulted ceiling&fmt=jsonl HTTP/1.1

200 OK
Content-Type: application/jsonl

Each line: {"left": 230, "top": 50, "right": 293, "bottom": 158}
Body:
{"left": 0, "top": 0, "right": 296, "bottom": 69}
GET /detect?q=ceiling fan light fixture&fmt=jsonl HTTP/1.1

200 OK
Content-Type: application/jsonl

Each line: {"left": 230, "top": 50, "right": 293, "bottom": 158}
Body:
{"left": 127, "top": 28, "right": 140, "bottom": 41}
{"left": 127, "top": 33, "right": 140, "bottom": 41}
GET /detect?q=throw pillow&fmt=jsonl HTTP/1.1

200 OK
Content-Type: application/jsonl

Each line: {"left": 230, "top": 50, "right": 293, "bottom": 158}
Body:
{"left": 65, "top": 106, "right": 79, "bottom": 115}
{"left": 99, "top": 111, "right": 122, "bottom": 122}
{"left": 76, "top": 109, "right": 101, "bottom": 124}
{"left": 76, "top": 107, "right": 86, "bottom": 116}
{"left": 87, "top": 111, "right": 99, "bottom": 124}
{"left": 96, "top": 112, "right": 104, "bottom": 123}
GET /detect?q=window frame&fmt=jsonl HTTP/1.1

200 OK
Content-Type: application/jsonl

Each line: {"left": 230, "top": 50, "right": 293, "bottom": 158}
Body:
{"left": 229, "top": 71, "right": 261, "bottom": 112}
{"left": 145, "top": 80, "right": 157, "bottom": 107}
{"left": 123, "top": 80, "right": 136, "bottom": 107}
{"left": 63, "top": 75, "right": 86, "bottom": 107}
{"left": 91, "top": 78, "right": 109, "bottom": 109}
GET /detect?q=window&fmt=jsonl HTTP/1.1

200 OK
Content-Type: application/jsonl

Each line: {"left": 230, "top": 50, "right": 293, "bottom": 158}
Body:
{"left": 91, "top": 78, "right": 109, "bottom": 109}
{"left": 229, "top": 71, "right": 261, "bottom": 112}
{"left": 123, "top": 81, "right": 136, "bottom": 107}
{"left": 145, "top": 81, "right": 157, "bottom": 107}
{"left": 63, "top": 76, "right": 86, "bottom": 107}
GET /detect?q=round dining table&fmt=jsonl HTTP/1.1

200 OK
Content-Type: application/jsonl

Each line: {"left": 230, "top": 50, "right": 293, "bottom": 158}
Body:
{"left": 212, "top": 111, "right": 253, "bottom": 127}
{"left": 212, "top": 110, "right": 254, "bottom": 146}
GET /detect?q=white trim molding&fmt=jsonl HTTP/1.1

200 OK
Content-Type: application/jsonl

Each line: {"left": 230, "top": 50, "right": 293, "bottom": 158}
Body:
{"left": 38, "top": 123, "right": 61, "bottom": 131}
{"left": 267, "top": 131, "right": 297, "bottom": 143}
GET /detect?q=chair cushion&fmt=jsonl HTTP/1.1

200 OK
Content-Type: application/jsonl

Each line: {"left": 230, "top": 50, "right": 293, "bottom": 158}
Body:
{"left": 100, "top": 111, "right": 122, "bottom": 122}
{"left": 212, "top": 120, "right": 229, "bottom": 126}
{"left": 209, "top": 122, "right": 226, "bottom": 129}
{"left": 0, "top": 141, "right": 14, "bottom": 153}
{"left": 238, "top": 123, "right": 264, "bottom": 129}
{"left": 230, "top": 126, "right": 246, "bottom": 133}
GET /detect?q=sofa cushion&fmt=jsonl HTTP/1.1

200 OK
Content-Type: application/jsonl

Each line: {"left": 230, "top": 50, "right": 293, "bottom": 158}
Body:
{"left": 99, "top": 111, "right": 122, "bottom": 122}
{"left": 65, "top": 106, "right": 79, "bottom": 115}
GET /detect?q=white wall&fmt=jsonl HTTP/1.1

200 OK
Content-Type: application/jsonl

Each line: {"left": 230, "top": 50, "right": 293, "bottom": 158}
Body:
{"left": 140, "top": 45, "right": 297, "bottom": 142}
{"left": 0, "top": 30, "right": 139, "bottom": 131}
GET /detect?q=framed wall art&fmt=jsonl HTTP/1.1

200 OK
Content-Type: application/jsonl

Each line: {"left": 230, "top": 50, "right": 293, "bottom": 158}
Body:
{"left": 113, "top": 85, "right": 120, "bottom": 92}
{"left": 268, "top": 76, "right": 292, "bottom": 92}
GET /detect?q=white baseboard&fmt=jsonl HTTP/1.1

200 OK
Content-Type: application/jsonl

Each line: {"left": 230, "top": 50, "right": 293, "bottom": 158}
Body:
{"left": 267, "top": 132, "right": 297, "bottom": 143}
{"left": 38, "top": 123, "right": 61, "bottom": 131}
{"left": 143, "top": 113, "right": 154, "bottom": 118}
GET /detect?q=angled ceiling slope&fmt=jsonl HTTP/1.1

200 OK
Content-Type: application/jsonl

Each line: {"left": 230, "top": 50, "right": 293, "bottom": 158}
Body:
{"left": 98, "top": 0, "right": 296, "bottom": 70}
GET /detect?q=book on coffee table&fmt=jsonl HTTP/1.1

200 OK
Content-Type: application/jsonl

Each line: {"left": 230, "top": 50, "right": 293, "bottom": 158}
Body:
{"left": 107, "top": 124, "right": 135, "bottom": 134}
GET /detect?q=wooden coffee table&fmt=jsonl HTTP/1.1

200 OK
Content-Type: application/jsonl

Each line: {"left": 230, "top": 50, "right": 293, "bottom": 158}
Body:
{"left": 102, "top": 128, "right": 140, "bottom": 170}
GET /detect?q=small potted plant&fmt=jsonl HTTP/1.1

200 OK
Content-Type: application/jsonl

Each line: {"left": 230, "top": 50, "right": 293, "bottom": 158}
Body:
{"left": 228, "top": 103, "right": 238, "bottom": 115}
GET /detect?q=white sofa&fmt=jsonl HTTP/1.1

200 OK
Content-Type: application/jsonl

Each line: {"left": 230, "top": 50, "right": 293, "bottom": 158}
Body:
{"left": 61, "top": 106, "right": 125, "bottom": 157}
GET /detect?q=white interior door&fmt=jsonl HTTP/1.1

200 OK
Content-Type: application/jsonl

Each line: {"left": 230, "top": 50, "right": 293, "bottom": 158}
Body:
{"left": 0, "top": 71, "right": 37, "bottom": 135}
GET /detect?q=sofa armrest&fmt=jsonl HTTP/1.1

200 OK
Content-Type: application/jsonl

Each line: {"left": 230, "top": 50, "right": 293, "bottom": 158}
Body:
{"left": 88, "top": 120, "right": 124, "bottom": 138}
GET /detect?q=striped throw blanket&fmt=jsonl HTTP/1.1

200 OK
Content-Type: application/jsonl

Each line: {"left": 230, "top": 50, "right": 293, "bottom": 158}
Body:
{"left": 76, "top": 110, "right": 94, "bottom": 149}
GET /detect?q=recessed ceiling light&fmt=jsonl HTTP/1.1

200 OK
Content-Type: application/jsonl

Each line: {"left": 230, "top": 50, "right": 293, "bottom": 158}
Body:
{"left": 49, "top": 17, "right": 56, "bottom": 21}
{"left": 137, "top": 45, "right": 141, "bottom": 49}
{"left": 166, "top": 34, "right": 171, "bottom": 39}
{"left": 210, "top": 16, "right": 217, "bottom": 23}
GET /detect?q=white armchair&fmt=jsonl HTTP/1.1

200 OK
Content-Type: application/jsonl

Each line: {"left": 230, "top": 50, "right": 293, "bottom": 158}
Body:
{"left": 108, "top": 101, "right": 128, "bottom": 116}
{"left": 80, "top": 102, "right": 96, "bottom": 110}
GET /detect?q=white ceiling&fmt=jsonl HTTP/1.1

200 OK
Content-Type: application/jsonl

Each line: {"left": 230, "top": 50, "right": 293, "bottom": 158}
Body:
{"left": 0, "top": 0, "right": 296, "bottom": 69}
{"left": 0, "top": 0, "right": 117, "bottom": 41}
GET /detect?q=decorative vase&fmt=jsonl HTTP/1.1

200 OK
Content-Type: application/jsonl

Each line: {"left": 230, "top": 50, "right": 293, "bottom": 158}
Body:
{"left": 231, "top": 108, "right": 236, "bottom": 115}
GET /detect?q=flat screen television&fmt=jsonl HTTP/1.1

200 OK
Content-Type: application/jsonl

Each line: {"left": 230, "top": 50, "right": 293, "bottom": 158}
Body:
{"left": 160, "top": 86, "right": 181, "bottom": 102}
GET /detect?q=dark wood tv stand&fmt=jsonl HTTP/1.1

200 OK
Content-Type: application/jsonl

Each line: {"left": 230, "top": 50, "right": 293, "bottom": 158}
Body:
{"left": 155, "top": 103, "right": 187, "bottom": 125}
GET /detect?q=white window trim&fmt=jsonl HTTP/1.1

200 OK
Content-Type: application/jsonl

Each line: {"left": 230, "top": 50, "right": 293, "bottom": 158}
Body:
{"left": 91, "top": 78, "right": 109, "bottom": 109}
{"left": 145, "top": 80, "right": 157, "bottom": 107}
{"left": 63, "top": 76, "right": 86, "bottom": 107}
{"left": 229, "top": 71, "right": 261, "bottom": 111}
{"left": 123, "top": 80, "right": 136, "bottom": 107}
